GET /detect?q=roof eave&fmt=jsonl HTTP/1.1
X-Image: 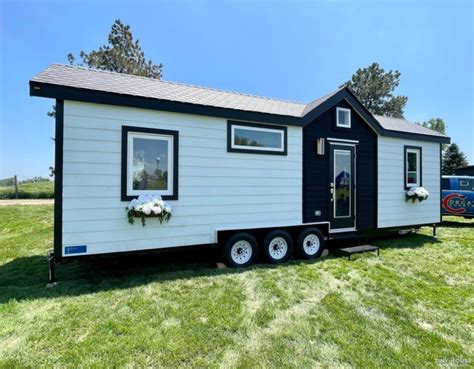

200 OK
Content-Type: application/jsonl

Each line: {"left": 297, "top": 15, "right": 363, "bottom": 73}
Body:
{"left": 29, "top": 80, "right": 452, "bottom": 144}
{"left": 29, "top": 80, "right": 304, "bottom": 127}
{"left": 382, "top": 129, "right": 451, "bottom": 144}
{"left": 300, "top": 87, "right": 451, "bottom": 144}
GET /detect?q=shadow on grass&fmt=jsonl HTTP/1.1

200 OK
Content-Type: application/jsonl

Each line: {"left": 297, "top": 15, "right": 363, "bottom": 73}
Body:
{"left": 441, "top": 220, "right": 474, "bottom": 228}
{"left": 372, "top": 232, "right": 442, "bottom": 250}
{"left": 0, "top": 232, "right": 440, "bottom": 303}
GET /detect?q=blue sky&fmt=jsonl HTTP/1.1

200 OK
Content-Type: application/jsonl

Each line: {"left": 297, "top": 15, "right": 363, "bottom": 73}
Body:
{"left": 1, "top": 0, "right": 473, "bottom": 180}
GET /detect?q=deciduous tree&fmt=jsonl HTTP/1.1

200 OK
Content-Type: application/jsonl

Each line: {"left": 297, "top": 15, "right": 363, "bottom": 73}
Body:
{"left": 419, "top": 118, "right": 446, "bottom": 135}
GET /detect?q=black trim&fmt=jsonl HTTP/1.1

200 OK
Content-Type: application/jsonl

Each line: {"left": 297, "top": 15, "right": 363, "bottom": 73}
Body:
{"left": 121, "top": 126, "right": 179, "bottom": 201}
{"left": 30, "top": 82, "right": 302, "bottom": 127}
{"left": 54, "top": 100, "right": 64, "bottom": 260}
{"left": 374, "top": 135, "right": 378, "bottom": 228}
{"left": 404, "top": 145, "right": 423, "bottom": 189}
{"left": 30, "top": 81, "right": 451, "bottom": 144}
{"left": 301, "top": 89, "right": 450, "bottom": 144}
{"left": 329, "top": 144, "right": 356, "bottom": 229}
{"left": 227, "top": 120, "right": 288, "bottom": 156}
{"left": 382, "top": 129, "right": 449, "bottom": 144}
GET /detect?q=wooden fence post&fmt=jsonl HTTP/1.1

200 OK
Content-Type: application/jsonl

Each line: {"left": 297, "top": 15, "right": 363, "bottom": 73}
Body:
{"left": 14, "top": 175, "right": 18, "bottom": 199}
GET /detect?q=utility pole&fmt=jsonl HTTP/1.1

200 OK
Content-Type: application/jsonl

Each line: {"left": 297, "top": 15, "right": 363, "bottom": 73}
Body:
{"left": 14, "top": 175, "right": 19, "bottom": 199}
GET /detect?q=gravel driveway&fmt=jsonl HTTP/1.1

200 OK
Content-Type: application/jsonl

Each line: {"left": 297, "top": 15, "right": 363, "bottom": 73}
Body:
{"left": 0, "top": 199, "right": 54, "bottom": 206}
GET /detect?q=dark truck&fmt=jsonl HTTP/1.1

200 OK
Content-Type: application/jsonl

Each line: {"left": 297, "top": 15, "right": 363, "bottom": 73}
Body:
{"left": 442, "top": 176, "right": 474, "bottom": 218}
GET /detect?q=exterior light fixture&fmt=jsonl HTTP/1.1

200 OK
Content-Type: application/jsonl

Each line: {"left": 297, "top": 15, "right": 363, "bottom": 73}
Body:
{"left": 316, "top": 138, "right": 325, "bottom": 155}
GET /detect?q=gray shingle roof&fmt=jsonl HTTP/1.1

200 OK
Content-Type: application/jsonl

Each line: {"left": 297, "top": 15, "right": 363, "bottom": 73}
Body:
{"left": 301, "top": 87, "right": 344, "bottom": 116}
{"left": 31, "top": 64, "right": 307, "bottom": 117}
{"left": 31, "top": 64, "right": 448, "bottom": 139}
{"left": 374, "top": 115, "right": 447, "bottom": 138}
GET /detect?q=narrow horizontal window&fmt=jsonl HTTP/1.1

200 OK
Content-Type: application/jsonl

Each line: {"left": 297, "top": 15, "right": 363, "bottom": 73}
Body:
{"left": 404, "top": 146, "right": 422, "bottom": 189}
{"left": 122, "top": 126, "right": 178, "bottom": 201}
{"left": 336, "top": 107, "right": 351, "bottom": 128}
{"left": 459, "top": 179, "right": 473, "bottom": 190}
{"left": 227, "top": 121, "right": 287, "bottom": 155}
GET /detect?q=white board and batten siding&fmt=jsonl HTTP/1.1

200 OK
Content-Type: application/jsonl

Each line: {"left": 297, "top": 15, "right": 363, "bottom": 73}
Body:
{"left": 377, "top": 136, "right": 441, "bottom": 228}
{"left": 62, "top": 101, "right": 303, "bottom": 256}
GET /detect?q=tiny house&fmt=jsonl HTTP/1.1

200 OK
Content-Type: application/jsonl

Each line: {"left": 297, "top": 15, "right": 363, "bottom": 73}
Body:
{"left": 30, "top": 64, "right": 450, "bottom": 269}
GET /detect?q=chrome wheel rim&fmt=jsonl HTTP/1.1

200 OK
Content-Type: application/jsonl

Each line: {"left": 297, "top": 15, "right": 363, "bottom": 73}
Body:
{"left": 303, "top": 234, "right": 320, "bottom": 255}
{"left": 268, "top": 237, "right": 288, "bottom": 260}
{"left": 230, "top": 240, "right": 253, "bottom": 265}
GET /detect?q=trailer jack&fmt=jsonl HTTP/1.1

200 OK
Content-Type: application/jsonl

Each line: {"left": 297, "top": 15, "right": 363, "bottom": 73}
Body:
{"left": 47, "top": 249, "right": 58, "bottom": 288}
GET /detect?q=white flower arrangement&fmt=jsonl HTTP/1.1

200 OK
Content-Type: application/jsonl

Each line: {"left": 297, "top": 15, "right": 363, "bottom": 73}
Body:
{"left": 126, "top": 194, "right": 172, "bottom": 226}
{"left": 406, "top": 186, "right": 429, "bottom": 203}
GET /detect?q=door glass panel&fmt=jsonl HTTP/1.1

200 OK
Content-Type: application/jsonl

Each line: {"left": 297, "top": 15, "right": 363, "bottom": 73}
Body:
{"left": 334, "top": 150, "right": 351, "bottom": 218}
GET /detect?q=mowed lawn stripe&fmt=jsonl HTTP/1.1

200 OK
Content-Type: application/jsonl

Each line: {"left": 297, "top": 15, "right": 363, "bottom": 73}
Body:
{"left": 0, "top": 205, "right": 473, "bottom": 367}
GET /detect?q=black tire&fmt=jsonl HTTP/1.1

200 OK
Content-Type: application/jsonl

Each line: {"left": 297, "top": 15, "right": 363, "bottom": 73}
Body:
{"left": 262, "top": 229, "right": 293, "bottom": 264}
{"left": 223, "top": 232, "right": 258, "bottom": 267}
{"left": 296, "top": 228, "right": 325, "bottom": 259}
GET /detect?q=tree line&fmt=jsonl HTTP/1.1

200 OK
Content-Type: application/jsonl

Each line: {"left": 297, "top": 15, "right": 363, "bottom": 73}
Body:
{"left": 50, "top": 19, "right": 468, "bottom": 174}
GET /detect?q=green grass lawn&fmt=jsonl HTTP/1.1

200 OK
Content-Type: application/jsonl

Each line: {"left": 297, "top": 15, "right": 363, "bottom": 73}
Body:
{"left": 0, "top": 205, "right": 473, "bottom": 368}
{"left": 0, "top": 181, "right": 54, "bottom": 199}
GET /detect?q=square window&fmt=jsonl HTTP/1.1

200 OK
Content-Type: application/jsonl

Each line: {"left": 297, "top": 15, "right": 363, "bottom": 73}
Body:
{"left": 122, "top": 126, "right": 178, "bottom": 201}
{"left": 407, "top": 172, "right": 418, "bottom": 184}
{"left": 336, "top": 107, "right": 351, "bottom": 128}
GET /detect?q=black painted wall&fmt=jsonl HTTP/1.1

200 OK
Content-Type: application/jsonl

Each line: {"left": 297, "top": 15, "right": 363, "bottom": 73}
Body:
{"left": 303, "top": 99, "right": 377, "bottom": 230}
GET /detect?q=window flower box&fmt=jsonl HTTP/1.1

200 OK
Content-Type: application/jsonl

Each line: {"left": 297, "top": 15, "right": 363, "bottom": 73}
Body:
{"left": 405, "top": 186, "right": 429, "bottom": 203}
{"left": 126, "top": 194, "right": 172, "bottom": 226}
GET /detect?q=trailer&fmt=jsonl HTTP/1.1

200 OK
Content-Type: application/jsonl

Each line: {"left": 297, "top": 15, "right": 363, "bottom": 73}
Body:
{"left": 442, "top": 175, "right": 474, "bottom": 218}
{"left": 29, "top": 65, "right": 450, "bottom": 279}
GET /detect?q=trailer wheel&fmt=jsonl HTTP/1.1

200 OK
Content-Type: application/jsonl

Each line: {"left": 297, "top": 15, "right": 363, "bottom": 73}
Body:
{"left": 262, "top": 230, "right": 293, "bottom": 263}
{"left": 223, "top": 233, "right": 258, "bottom": 267}
{"left": 297, "top": 228, "right": 324, "bottom": 259}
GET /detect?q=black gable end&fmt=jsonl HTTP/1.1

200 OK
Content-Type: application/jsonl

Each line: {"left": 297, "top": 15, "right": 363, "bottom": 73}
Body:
{"left": 302, "top": 88, "right": 384, "bottom": 134}
{"left": 303, "top": 97, "right": 377, "bottom": 231}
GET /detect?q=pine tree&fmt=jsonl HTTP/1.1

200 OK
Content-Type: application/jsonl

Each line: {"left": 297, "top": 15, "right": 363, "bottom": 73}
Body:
{"left": 442, "top": 143, "right": 468, "bottom": 175}
{"left": 48, "top": 19, "right": 162, "bottom": 117}
{"left": 69, "top": 19, "right": 162, "bottom": 78}
{"left": 340, "top": 62, "right": 408, "bottom": 118}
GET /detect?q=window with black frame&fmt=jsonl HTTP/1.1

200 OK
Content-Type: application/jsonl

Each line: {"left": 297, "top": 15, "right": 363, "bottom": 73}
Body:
{"left": 404, "top": 146, "right": 422, "bottom": 189}
{"left": 227, "top": 121, "right": 287, "bottom": 155}
{"left": 121, "top": 126, "right": 179, "bottom": 201}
